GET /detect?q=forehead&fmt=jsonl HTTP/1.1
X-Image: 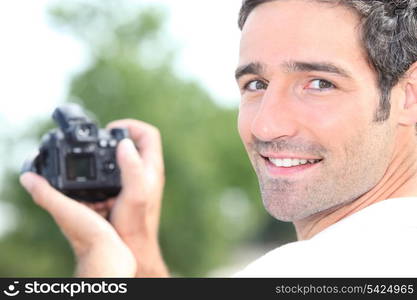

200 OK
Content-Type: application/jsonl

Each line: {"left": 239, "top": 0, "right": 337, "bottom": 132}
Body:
{"left": 239, "top": 0, "right": 369, "bottom": 74}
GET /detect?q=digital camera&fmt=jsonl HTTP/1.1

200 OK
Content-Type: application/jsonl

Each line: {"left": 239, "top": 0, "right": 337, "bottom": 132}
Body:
{"left": 22, "top": 103, "right": 129, "bottom": 202}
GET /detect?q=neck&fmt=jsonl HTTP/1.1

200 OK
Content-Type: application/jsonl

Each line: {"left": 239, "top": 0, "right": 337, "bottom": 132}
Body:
{"left": 294, "top": 132, "right": 417, "bottom": 240}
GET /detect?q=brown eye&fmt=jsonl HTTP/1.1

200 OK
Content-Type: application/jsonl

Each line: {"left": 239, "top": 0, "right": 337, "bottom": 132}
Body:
{"left": 306, "top": 79, "right": 335, "bottom": 90}
{"left": 246, "top": 80, "right": 268, "bottom": 91}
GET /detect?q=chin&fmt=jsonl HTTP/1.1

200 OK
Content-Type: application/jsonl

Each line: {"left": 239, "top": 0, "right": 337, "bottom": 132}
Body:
{"left": 263, "top": 200, "right": 305, "bottom": 222}
{"left": 262, "top": 193, "right": 328, "bottom": 222}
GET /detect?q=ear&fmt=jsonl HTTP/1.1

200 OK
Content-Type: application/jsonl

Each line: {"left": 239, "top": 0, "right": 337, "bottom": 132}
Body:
{"left": 398, "top": 62, "right": 417, "bottom": 126}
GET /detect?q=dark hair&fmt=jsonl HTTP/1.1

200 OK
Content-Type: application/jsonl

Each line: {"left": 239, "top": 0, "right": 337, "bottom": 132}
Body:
{"left": 238, "top": 0, "right": 417, "bottom": 122}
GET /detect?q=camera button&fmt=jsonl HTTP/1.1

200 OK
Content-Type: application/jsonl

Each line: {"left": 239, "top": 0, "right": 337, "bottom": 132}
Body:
{"left": 103, "top": 161, "right": 116, "bottom": 173}
{"left": 99, "top": 140, "right": 108, "bottom": 148}
{"left": 109, "top": 140, "right": 117, "bottom": 147}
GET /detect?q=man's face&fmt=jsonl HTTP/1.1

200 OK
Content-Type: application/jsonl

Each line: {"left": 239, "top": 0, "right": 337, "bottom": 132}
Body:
{"left": 237, "top": 0, "right": 398, "bottom": 221}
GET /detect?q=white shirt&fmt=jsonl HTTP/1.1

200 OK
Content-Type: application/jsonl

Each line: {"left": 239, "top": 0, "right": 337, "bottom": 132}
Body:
{"left": 234, "top": 197, "right": 417, "bottom": 277}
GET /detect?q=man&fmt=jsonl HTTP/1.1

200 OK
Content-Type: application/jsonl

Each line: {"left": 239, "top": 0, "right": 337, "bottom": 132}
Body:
{"left": 20, "top": 0, "right": 417, "bottom": 277}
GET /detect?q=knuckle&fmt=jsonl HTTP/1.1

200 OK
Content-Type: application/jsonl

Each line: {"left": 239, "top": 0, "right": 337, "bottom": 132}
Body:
{"left": 151, "top": 127, "right": 162, "bottom": 139}
{"left": 148, "top": 124, "right": 160, "bottom": 134}
{"left": 133, "top": 120, "right": 160, "bottom": 135}
{"left": 122, "top": 118, "right": 138, "bottom": 124}
{"left": 107, "top": 118, "right": 138, "bottom": 129}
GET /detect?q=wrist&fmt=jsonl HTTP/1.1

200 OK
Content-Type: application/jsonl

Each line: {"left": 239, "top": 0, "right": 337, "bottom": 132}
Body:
{"left": 134, "top": 246, "right": 169, "bottom": 277}
{"left": 75, "top": 242, "right": 136, "bottom": 277}
{"left": 122, "top": 235, "right": 169, "bottom": 277}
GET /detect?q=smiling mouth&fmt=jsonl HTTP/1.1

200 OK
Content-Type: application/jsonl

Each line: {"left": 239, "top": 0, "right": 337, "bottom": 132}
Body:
{"left": 266, "top": 157, "right": 323, "bottom": 167}
{"left": 259, "top": 155, "right": 324, "bottom": 175}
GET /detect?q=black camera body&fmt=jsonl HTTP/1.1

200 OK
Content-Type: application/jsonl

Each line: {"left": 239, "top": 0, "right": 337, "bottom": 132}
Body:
{"left": 22, "top": 104, "right": 129, "bottom": 202}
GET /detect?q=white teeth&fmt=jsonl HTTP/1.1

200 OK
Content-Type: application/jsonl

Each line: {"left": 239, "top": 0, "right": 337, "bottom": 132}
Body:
{"left": 268, "top": 158, "right": 320, "bottom": 168}
{"left": 283, "top": 159, "right": 292, "bottom": 167}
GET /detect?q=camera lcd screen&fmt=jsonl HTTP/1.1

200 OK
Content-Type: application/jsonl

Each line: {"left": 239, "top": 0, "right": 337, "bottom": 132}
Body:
{"left": 66, "top": 154, "right": 96, "bottom": 181}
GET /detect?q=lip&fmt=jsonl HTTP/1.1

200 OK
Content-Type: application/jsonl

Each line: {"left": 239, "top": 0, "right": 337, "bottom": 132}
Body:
{"left": 261, "top": 155, "right": 323, "bottom": 176}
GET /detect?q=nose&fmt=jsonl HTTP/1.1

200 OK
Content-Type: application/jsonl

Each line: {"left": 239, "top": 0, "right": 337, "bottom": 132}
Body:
{"left": 250, "top": 83, "right": 299, "bottom": 141}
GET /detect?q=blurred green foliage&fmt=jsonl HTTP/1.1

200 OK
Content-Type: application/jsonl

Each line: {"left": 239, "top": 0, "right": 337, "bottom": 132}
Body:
{"left": 0, "top": 0, "right": 295, "bottom": 277}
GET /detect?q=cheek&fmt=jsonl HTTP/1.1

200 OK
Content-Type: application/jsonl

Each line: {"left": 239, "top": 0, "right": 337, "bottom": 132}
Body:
{"left": 305, "top": 98, "right": 372, "bottom": 148}
{"left": 237, "top": 103, "right": 256, "bottom": 143}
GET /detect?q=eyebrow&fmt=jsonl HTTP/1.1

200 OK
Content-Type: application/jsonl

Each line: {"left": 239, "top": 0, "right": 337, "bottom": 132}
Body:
{"left": 235, "top": 62, "right": 264, "bottom": 81}
{"left": 235, "top": 60, "right": 352, "bottom": 81}
{"left": 284, "top": 61, "right": 352, "bottom": 78}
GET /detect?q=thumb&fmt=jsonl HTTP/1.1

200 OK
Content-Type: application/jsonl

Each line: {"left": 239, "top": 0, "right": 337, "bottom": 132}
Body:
{"left": 116, "top": 139, "right": 145, "bottom": 202}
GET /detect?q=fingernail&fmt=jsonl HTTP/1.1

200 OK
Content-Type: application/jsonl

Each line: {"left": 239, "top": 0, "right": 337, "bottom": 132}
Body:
{"left": 20, "top": 173, "right": 35, "bottom": 192}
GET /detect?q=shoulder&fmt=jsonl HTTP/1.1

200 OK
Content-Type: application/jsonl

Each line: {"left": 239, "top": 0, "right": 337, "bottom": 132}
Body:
{"left": 234, "top": 197, "right": 417, "bottom": 277}
{"left": 233, "top": 240, "right": 316, "bottom": 277}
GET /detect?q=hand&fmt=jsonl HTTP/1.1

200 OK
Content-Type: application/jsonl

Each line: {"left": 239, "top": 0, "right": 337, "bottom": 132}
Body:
{"left": 20, "top": 119, "right": 168, "bottom": 277}
{"left": 20, "top": 172, "right": 136, "bottom": 277}
{"left": 102, "top": 119, "right": 168, "bottom": 277}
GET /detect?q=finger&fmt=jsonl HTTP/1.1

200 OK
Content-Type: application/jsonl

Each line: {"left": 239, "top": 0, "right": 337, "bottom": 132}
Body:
{"left": 96, "top": 209, "right": 109, "bottom": 219}
{"left": 116, "top": 139, "right": 146, "bottom": 202}
{"left": 83, "top": 201, "right": 108, "bottom": 211}
{"left": 20, "top": 172, "right": 80, "bottom": 217}
{"left": 105, "top": 198, "right": 117, "bottom": 221}
{"left": 20, "top": 172, "right": 110, "bottom": 238}
{"left": 106, "top": 119, "right": 164, "bottom": 172}
{"left": 82, "top": 202, "right": 110, "bottom": 219}
{"left": 106, "top": 198, "right": 117, "bottom": 210}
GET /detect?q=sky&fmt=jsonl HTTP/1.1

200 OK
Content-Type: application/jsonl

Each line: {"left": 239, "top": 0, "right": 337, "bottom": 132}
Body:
{"left": 0, "top": 0, "right": 243, "bottom": 131}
